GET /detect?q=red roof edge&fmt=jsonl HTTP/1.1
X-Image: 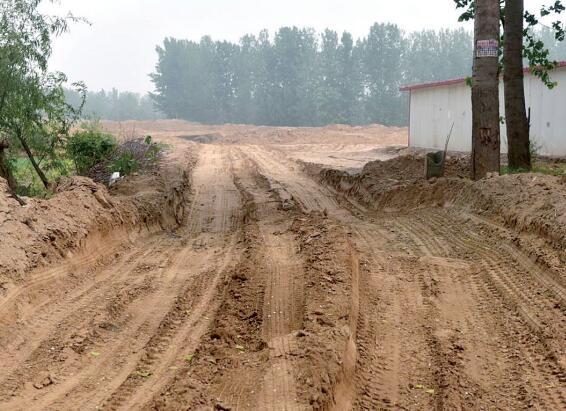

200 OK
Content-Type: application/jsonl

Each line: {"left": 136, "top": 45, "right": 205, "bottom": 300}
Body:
{"left": 400, "top": 60, "right": 566, "bottom": 92}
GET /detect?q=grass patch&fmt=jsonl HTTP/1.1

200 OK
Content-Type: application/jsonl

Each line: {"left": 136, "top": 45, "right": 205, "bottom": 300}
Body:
{"left": 501, "top": 163, "right": 566, "bottom": 177}
{"left": 10, "top": 157, "right": 73, "bottom": 197}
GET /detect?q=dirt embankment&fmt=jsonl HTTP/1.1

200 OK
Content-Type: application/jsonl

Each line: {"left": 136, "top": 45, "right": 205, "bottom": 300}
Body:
{"left": 0, "top": 147, "right": 195, "bottom": 284}
{"left": 316, "top": 154, "right": 566, "bottom": 258}
{"left": 1, "top": 130, "right": 564, "bottom": 410}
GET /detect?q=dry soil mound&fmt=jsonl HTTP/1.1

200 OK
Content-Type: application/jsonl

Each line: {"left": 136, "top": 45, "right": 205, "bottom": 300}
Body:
{"left": 320, "top": 153, "right": 468, "bottom": 198}
{"left": 320, "top": 154, "right": 566, "bottom": 253}
{"left": 0, "top": 151, "right": 193, "bottom": 283}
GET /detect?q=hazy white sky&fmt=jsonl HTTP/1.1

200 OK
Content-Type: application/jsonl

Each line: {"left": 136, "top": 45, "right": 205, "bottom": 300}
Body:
{"left": 44, "top": 0, "right": 555, "bottom": 94}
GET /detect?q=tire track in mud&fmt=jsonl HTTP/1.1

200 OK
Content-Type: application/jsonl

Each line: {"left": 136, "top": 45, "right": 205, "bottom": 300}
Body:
{"left": 0, "top": 229, "right": 136, "bottom": 318}
{"left": 99, "top": 256, "right": 238, "bottom": 410}
{"left": 215, "top": 149, "right": 304, "bottom": 410}
{"left": 257, "top": 202, "right": 303, "bottom": 410}
{"left": 394, "top": 214, "right": 557, "bottom": 407}
{"left": 241, "top": 147, "right": 429, "bottom": 408}
{"left": 0, "top": 235, "right": 170, "bottom": 403}
{"left": 229, "top": 145, "right": 566, "bottom": 410}
{"left": 31, "top": 245, "right": 186, "bottom": 409}
{"left": 95, "top": 145, "right": 243, "bottom": 411}
{"left": 421, "top": 211, "right": 566, "bottom": 345}
{"left": 0, "top": 229, "right": 145, "bottom": 362}
{"left": 158, "top": 148, "right": 352, "bottom": 411}
{"left": 251, "top": 146, "right": 565, "bottom": 409}
{"left": 244, "top": 145, "right": 338, "bottom": 213}
{"left": 146, "top": 154, "right": 269, "bottom": 410}
{"left": 258, "top": 230, "right": 302, "bottom": 411}
{"left": 4, "top": 141, "right": 565, "bottom": 410}
{"left": 407, "top": 209, "right": 566, "bottom": 410}
{"left": 0, "top": 145, "right": 243, "bottom": 411}
{"left": 241, "top": 146, "right": 363, "bottom": 410}
{"left": 47, "top": 243, "right": 229, "bottom": 411}
{"left": 348, "top": 220, "right": 462, "bottom": 410}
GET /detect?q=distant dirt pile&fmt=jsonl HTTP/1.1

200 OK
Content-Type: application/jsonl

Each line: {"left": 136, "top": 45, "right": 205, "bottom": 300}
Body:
{"left": 0, "top": 150, "right": 193, "bottom": 283}
{"left": 100, "top": 120, "right": 407, "bottom": 146}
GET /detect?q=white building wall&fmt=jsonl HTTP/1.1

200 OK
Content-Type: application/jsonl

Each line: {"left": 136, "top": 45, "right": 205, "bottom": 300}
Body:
{"left": 408, "top": 67, "right": 566, "bottom": 156}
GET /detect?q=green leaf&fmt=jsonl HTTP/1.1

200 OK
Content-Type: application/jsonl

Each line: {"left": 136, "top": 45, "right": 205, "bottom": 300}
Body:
{"left": 135, "top": 370, "right": 151, "bottom": 378}
{"left": 90, "top": 351, "right": 101, "bottom": 357}
{"left": 426, "top": 389, "right": 435, "bottom": 395}
{"left": 235, "top": 344, "right": 245, "bottom": 351}
{"left": 184, "top": 354, "right": 194, "bottom": 362}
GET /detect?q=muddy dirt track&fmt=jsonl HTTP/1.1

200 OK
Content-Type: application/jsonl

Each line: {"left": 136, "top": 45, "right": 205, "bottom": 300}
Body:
{"left": 1, "top": 123, "right": 565, "bottom": 410}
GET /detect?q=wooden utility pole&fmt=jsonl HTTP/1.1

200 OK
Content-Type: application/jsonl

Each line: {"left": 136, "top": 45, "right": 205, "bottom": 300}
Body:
{"left": 471, "top": 0, "right": 501, "bottom": 179}
{"left": 504, "top": 0, "right": 531, "bottom": 170}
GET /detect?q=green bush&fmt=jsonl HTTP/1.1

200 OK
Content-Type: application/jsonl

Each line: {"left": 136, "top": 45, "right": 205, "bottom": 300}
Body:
{"left": 111, "top": 152, "right": 140, "bottom": 175}
{"left": 66, "top": 124, "right": 117, "bottom": 175}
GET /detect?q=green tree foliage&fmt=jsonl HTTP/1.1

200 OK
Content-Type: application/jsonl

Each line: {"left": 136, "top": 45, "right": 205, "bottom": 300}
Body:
{"left": 524, "top": 1, "right": 565, "bottom": 87}
{"left": 404, "top": 28, "right": 473, "bottom": 83}
{"left": 359, "top": 23, "right": 405, "bottom": 125}
{"left": 316, "top": 30, "right": 342, "bottom": 125}
{"left": 536, "top": 26, "right": 566, "bottom": 60}
{"left": 454, "top": 0, "right": 565, "bottom": 87}
{"left": 0, "top": 0, "right": 85, "bottom": 191}
{"left": 66, "top": 122, "right": 117, "bottom": 175}
{"left": 150, "top": 25, "right": 475, "bottom": 127}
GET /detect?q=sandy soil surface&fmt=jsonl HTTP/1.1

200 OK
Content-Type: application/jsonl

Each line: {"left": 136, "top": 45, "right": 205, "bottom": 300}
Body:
{"left": 101, "top": 120, "right": 408, "bottom": 172}
{"left": 0, "top": 120, "right": 564, "bottom": 410}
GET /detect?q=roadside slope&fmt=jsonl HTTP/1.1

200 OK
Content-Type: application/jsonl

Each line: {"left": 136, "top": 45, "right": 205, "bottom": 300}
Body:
{"left": 0, "top": 145, "right": 195, "bottom": 285}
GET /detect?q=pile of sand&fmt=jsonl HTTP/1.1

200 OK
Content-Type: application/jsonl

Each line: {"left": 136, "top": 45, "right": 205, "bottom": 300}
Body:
{"left": 1, "top": 177, "right": 138, "bottom": 282}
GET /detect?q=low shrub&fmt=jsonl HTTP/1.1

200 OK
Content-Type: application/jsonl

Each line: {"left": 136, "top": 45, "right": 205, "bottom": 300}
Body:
{"left": 88, "top": 136, "right": 164, "bottom": 184}
{"left": 66, "top": 122, "right": 117, "bottom": 175}
{"left": 111, "top": 152, "right": 140, "bottom": 175}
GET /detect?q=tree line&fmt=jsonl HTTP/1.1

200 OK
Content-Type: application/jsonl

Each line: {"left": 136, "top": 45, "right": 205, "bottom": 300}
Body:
{"left": 66, "top": 24, "right": 566, "bottom": 126}
{"left": 1, "top": 0, "right": 564, "bottom": 198}
{"left": 150, "top": 25, "right": 475, "bottom": 127}
{"left": 65, "top": 88, "right": 163, "bottom": 121}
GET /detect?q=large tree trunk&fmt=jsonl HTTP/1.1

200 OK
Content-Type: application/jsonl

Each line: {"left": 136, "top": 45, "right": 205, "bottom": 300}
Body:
{"left": 504, "top": 0, "right": 531, "bottom": 170}
{"left": 16, "top": 130, "right": 50, "bottom": 190}
{"left": 0, "top": 140, "right": 17, "bottom": 191}
{"left": 471, "top": 0, "right": 501, "bottom": 180}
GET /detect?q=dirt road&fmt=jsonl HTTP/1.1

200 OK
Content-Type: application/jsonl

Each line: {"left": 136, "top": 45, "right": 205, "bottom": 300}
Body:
{"left": 1, "top": 127, "right": 565, "bottom": 410}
